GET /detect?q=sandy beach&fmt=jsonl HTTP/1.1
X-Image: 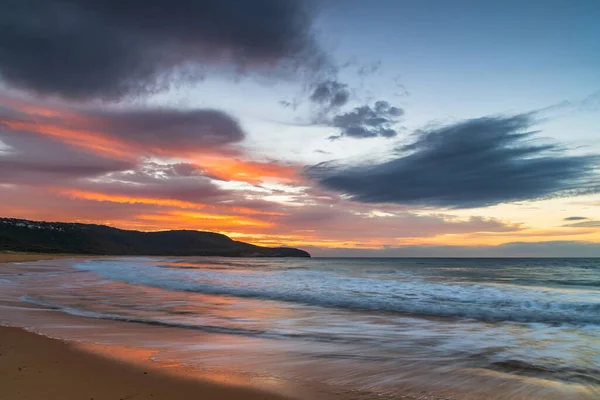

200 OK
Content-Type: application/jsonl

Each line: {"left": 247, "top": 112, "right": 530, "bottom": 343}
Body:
{"left": 0, "top": 325, "right": 295, "bottom": 400}
{"left": 0, "top": 252, "right": 83, "bottom": 263}
{"left": 0, "top": 253, "right": 295, "bottom": 400}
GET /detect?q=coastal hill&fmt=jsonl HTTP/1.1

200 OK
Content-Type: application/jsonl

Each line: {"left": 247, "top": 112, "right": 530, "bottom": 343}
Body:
{"left": 0, "top": 218, "right": 310, "bottom": 258}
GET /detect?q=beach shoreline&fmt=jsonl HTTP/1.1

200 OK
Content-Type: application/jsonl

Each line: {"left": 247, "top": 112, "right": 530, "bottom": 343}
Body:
{"left": 0, "top": 253, "right": 389, "bottom": 400}
{"left": 0, "top": 253, "right": 298, "bottom": 400}
{"left": 0, "top": 252, "right": 87, "bottom": 263}
{"left": 0, "top": 325, "right": 301, "bottom": 400}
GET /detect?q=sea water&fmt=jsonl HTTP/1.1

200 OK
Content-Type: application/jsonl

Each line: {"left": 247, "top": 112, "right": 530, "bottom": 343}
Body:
{"left": 1, "top": 257, "right": 599, "bottom": 399}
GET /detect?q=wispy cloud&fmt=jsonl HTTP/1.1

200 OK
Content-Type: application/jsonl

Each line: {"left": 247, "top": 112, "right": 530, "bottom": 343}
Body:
{"left": 564, "top": 216, "right": 589, "bottom": 221}
{"left": 563, "top": 220, "right": 600, "bottom": 228}
{"left": 309, "top": 114, "right": 600, "bottom": 208}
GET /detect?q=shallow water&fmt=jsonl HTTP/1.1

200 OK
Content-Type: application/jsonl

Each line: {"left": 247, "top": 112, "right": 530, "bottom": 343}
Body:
{"left": 1, "top": 257, "right": 599, "bottom": 399}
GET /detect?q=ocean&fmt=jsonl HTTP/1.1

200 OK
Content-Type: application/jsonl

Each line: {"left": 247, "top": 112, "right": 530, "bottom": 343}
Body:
{"left": 1, "top": 257, "right": 599, "bottom": 399}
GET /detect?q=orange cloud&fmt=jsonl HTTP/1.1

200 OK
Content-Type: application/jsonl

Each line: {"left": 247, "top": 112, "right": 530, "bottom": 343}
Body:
{"left": 188, "top": 156, "right": 302, "bottom": 184}
{"left": 2, "top": 118, "right": 132, "bottom": 159}
{"left": 62, "top": 189, "right": 203, "bottom": 209}
{"left": 62, "top": 189, "right": 287, "bottom": 217}
{"left": 136, "top": 211, "right": 274, "bottom": 230}
{"left": 1, "top": 97, "right": 303, "bottom": 185}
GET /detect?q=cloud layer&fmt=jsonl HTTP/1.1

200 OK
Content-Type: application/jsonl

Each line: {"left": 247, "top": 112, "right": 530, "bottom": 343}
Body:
{"left": 0, "top": 0, "right": 322, "bottom": 100}
{"left": 0, "top": 129, "right": 133, "bottom": 184}
{"left": 1, "top": 95, "right": 598, "bottom": 252}
{"left": 1, "top": 94, "right": 532, "bottom": 249}
{"left": 309, "top": 114, "right": 600, "bottom": 208}
{"left": 0, "top": 100, "right": 245, "bottom": 158}
{"left": 306, "top": 241, "right": 600, "bottom": 258}
{"left": 563, "top": 220, "right": 600, "bottom": 228}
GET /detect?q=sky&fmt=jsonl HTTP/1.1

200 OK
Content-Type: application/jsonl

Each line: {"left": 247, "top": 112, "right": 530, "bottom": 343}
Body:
{"left": 1, "top": 0, "right": 599, "bottom": 256}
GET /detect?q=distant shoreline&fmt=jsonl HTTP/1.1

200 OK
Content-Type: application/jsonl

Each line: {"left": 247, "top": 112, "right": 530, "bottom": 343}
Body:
{"left": 0, "top": 217, "right": 311, "bottom": 258}
{"left": 2, "top": 252, "right": 599, "bottom": 264}
{"left": 0, "top": 252, "right": 94, "bottom": 263}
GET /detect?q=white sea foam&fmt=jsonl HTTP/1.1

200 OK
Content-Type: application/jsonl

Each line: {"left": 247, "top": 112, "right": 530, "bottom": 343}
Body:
{"left": 73, "top": 259, "right": 600, "bottom": 325}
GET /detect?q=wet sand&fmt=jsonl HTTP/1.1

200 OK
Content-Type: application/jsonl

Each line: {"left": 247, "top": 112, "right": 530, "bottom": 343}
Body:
{"left": 0, "top": 252, "right": 99, "bottom": 263}
{"left": 0, "top": 325, "right": 296, "bottom": 400}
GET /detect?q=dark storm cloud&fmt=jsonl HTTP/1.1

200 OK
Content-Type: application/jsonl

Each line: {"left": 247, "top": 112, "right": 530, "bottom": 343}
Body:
{"left": 308, "top": 114, "right": 600, "bottom": 208}
{"left": 564, "top": 216, "right": 589, "bottom": 221}
{"left": 328, "top": 101, "right": 404, "bottom": 140}
{"left": 563, "top": 220, "right": 600, "bottom": 228}
{"left": 86, "top": 108, "right": 245, "bottom": 150}
{"left": 310, "top": 80, "right": 351, "bottom": 110}
{"left": 0, "top": 0, "right": 323, "bottom": 100}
